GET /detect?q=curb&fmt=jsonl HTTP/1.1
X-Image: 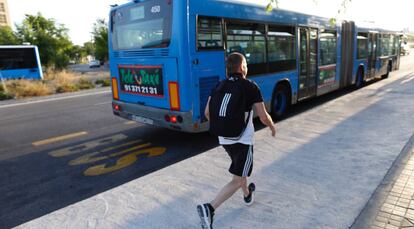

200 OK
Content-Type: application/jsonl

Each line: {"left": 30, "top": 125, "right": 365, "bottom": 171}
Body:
{"left": 350, "top": 133, "right": 414, "bottom": 228}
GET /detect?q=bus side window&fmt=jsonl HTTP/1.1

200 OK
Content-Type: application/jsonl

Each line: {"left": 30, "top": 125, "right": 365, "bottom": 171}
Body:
{"left": 319, "top": 31, "right": 337, "bottom": 66}
{"left": 357, "top": 33, "right": 368, "bottom": 60}
{"left": 226, "top": 22, "right": 267, "bottom": 75}
{"left": 267, "top": 25, "right": 296, "bottom": 73}
{"left": 197, "top": 17, "right": 224, "bottom": 50}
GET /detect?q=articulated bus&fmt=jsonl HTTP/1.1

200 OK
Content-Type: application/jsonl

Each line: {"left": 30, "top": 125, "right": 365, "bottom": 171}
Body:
{"left": 109, "top": 0, "right": 402, "bottom": 132}
{"left": 351, "top": 24, "right": 402, "bottom": 88}
{"left": 0, "top": 45, "right": 43, "bottom": 80}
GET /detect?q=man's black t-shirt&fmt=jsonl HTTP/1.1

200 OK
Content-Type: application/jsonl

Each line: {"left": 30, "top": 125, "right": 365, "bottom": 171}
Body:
{"left": 210, "top": 74, "right": 264, "bottom": 111}
{"left": 209, "top": 74, "right": 264, "bottom": 145}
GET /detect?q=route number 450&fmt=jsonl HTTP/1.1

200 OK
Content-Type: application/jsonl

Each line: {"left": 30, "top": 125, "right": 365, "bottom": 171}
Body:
{"left": 151, "top": 5, "right": 161, "bottom": 13}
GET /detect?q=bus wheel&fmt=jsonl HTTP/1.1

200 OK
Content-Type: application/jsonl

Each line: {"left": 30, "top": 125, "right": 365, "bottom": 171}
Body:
{"left": 355, "top": 68, "right": 364, "bottom": 89}
{"left": 382, "top": 63, "right": 392, "bottom": 79}
{"left": 271, "top": 84, "right": 290, "bottom": 120}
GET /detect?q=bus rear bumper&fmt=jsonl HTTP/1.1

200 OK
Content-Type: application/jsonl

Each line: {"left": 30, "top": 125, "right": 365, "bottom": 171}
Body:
{"left": 112, "top": 100, "right": 208, "bottom": 133}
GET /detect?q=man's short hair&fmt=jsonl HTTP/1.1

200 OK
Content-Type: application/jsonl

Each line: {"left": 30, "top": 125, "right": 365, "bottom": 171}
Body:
{"left": 226, "top": 52, "right": 245, "bottom": 75}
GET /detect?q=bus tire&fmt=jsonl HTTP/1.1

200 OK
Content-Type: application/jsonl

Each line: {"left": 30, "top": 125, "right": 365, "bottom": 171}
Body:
{"left": 355, "top": 68, "right": 364, "bottom": 89}
{"left": 381, "top": 62, "right": 392, "bottom": 79}
{"left": 271, "top": 83, "right": 291, "bottom": 120}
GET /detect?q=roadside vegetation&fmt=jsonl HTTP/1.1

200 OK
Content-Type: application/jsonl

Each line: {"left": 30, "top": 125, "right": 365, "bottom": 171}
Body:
{"left": 0, "top": 13, "right": 110, "bottom": 101}
{"left": 0, "top": 71, "right": 110, "bottom": 100}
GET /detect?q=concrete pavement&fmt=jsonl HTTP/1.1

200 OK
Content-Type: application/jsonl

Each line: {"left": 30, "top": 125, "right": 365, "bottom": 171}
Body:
{"left": 13, "top": 58, "right": 414, "bottom": 228}
{"left": 352, "top": 134, "right": 414, "bottom": 229}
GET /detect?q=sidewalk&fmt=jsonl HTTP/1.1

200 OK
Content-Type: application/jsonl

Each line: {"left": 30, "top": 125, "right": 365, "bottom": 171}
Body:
{"left": 15, "top": 70, "right": 414, "bottom": 228}
{"left": 352, "top": 134, "right": 414, "bottom": 229}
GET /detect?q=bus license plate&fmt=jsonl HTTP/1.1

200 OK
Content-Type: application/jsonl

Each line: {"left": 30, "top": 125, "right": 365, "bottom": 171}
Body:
{"left": 129, "top": 114, "right": 154, "bottom": 125}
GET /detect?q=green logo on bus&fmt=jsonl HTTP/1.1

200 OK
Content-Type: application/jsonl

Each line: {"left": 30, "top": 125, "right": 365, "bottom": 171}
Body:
{"left": 120, "top": 68, "right": 160, "bottom": 86}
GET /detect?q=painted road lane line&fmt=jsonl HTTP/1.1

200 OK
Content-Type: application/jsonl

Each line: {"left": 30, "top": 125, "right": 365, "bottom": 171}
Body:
{"left": 94, "top": 101, "right": 112, "bottom": 106}
{"left": 32, "top": 131, "right": 88, "bottom": 146}
{"left": 0, "top": 90, "right": 111, "bottom": 109}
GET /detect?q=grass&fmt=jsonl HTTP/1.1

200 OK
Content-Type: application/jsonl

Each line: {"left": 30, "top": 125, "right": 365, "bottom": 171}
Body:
{"left": 0, "top": 69, "right": 108, "bottom": 101}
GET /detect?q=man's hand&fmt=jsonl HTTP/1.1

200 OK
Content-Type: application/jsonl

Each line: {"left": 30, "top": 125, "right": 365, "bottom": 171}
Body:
{"left": 253, "top": 102, "right": 276, "bottom": 137}
{"left": 269, "top": 124, "right": 276, "bottom": 137}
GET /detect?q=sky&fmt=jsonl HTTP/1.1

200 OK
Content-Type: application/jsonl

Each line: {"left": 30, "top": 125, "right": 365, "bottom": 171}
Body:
{"left": 8, "top": 0, "right": 413, "bottom": 46}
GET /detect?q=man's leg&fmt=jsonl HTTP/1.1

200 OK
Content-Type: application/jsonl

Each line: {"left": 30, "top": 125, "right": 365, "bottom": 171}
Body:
{"left": 210, "top": 175, "right": 249, "bottom": 210}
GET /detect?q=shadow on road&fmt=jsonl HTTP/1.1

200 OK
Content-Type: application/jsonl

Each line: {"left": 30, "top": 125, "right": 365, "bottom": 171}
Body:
{"left": 0, "top": 73, "right": 408, "bottom": 228}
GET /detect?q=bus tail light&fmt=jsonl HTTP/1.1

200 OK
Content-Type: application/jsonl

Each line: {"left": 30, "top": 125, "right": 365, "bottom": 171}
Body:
{"left": 112, "top": 103, "right": 121, "bottom": 111}
{"left": 112, "top": 77, "right": 119, "bottom": 100}
{"left": 168, "top": 82, "right": 180, "bottom": 111}
{"left": 164, "top": 114, "right": 183, "bottom": 124}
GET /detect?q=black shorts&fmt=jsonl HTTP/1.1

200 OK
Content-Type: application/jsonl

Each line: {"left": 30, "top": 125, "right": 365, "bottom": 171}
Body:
{"left": 222, "top": 143, "right": 253, "bottom": 177}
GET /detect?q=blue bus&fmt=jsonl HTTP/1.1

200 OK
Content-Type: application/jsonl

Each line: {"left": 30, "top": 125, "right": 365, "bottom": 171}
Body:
{"left": 0, "top": 45, "right": 43, "bottom": 80}
{"left": 109, "top": 0, "right": 401, "bottom": 132}
{"left": 350, "top": 23, "right": 402, "bottom": 88}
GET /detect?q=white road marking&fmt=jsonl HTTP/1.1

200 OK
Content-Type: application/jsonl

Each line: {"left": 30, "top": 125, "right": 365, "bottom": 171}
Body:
{"left": 0, "top": 90, "right": 111, "bottom": 109}
{"left": 94, "top": 101, "right": 112, "bottom": 106}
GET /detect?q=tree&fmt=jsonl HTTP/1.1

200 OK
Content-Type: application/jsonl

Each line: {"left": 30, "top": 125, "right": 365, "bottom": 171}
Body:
{"left": 0, "top": 26, "right": 21, "bottom": 45}
{"left": 92, "top": 19, "right": 108, "bottom": 63}
{"left": 82, "top": 41, "right": 95, "bottom": 61}
{"left": 15, "top": 13, "right": 75, "bottom": 69}
{"left": 66, "top": 45, "right": 83, "bottom": 64}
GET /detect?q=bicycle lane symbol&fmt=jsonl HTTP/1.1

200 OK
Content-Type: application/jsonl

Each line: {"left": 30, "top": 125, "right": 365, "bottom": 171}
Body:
{"left": 48, "top": 134, "right": 167, "bottom": 176}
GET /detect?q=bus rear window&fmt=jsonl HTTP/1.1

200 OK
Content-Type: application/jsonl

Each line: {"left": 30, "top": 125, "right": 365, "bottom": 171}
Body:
{"left": 112, "top": 0, "right": 172, "bottom": 50}
{"left": 0, "top": 48, "right": 38, "bottom": 70}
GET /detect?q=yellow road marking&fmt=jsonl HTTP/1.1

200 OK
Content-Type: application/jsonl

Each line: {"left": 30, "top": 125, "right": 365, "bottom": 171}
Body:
{"left": 33, "top": 131, "right": 88, "bottom": 146}
{"left": 49, "top": 134, "right": 127, "bottom": 157}
{"left": 69, "top": 140, "right": 146, "bottom": 165}
{"left": 84, "top": 146, "right": 166, "bottom": 176}
{"left": 124, "top": 121, "right": 136, "bottom": 125}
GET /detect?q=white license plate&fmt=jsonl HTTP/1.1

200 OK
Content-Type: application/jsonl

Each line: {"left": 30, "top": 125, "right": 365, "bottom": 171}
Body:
{"left": 129, "top": 115, "right": 154, "bottom": 125}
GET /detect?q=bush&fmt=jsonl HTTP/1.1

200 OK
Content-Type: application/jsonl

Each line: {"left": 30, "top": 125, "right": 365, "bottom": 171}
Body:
{"left": 95, "top": 78, "right": 111, "bottom": 87}
{"left": 77, "top": 79, "right": 95, "bottom": 90}
{"left": 5, "top": 80, "right": 53, "bottom": 98}
{"left": 0, "top": 91, "right": 13, "bottom": 100}
{"left": 56, "top": 83, "right": 79, "bottom": 93}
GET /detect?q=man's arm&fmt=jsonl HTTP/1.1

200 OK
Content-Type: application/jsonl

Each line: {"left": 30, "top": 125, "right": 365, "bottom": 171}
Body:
{"left": 204, "top": 97, "right": 211, "bottom": 121}
{"left": 253, "top": 102, "right": 276, "bottom": 137}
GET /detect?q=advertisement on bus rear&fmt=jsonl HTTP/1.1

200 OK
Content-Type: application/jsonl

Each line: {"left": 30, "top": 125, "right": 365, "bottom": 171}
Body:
{"left": 118, "top": 65, "right": 164, "bottom": 97}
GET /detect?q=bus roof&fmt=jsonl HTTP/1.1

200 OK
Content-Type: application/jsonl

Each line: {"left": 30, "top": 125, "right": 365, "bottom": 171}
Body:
{"left": 111, "top": 0, "right": 339, "bottom": 29}
{"left": 0, "top": 45, "right": 38, "bottom": 49}
{"left": 193, "top": 0, "right": 338, "bottom": 28}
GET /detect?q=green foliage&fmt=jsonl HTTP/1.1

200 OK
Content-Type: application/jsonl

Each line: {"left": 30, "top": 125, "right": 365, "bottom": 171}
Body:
{"left": 56, "top": 83, "right": 79, "bottom": 93}
{"left": 77, "top": 78, "right": 95, "bottom": 90}
{"left": 0, "top": 26, "right": 21, "bottom": 45}
{"left": 95, "top": 78, "right": 111, "bottom": 87}
{"left": 15, "top": 13, "right": 75, "bottom": 70}
{"left": 92, "top": 19, "right": 108, "bottom": 63}
{"left": 66, "top": 45, "right": 83, "bottom": 64}
{"left": 266, "top": 0, "right": 279, "bottom": 12}
{"left": 82, "top": 41, "right": 95, "bottom": 56}
{"left": 0, "top": 91, "right": 13, "bottom": 100}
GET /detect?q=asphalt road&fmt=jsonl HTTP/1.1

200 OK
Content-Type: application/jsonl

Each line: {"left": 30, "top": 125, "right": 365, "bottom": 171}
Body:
{"left": 0, "top": 54, "right": 413, "bottom": 228}
{"left": 68, "top": 64, "right": 110, "bottom": 73}
{"left": 0, "top": 89, "right": 217, "bottom": 228}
